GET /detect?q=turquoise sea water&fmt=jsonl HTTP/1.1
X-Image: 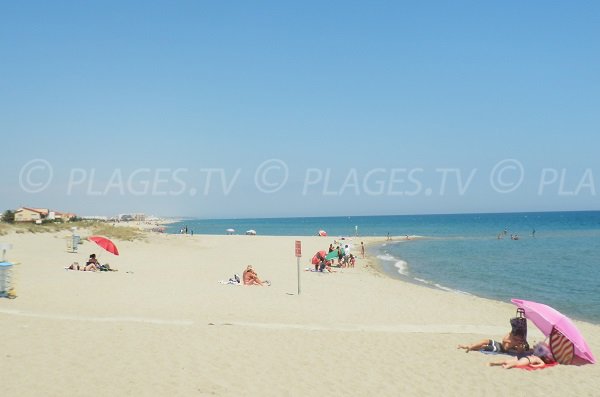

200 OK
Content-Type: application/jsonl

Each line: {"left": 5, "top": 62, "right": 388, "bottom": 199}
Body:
{"left": 168, "top": 211, "right": 600, "bottom": 324}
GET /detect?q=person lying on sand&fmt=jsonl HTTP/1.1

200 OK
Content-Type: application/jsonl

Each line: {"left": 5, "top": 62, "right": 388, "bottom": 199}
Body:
{"left": 457, "top": 332, "right": 529, "bottom": 353}
{"left": 66, "top": 259, "right": 118, "bottom": 272}
{"left": 86, "top": 254, "right": 118, "bottom": 271}
{"left": 488, "top": 342, "right": 555, "bottom": 369}
{"left": 242, "top": 265, "right": 270, "bottom": 286}
{"left": 66, "top": 262, "right": 99, "bottom": 271}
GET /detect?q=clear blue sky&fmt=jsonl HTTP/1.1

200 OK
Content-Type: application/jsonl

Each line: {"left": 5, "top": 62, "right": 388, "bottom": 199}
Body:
{"left": 1, "top": 1, "right": 599, "bottom": 218}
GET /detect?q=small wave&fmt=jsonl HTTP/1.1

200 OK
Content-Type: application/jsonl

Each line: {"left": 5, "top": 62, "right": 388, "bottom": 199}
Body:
{"left": 394, "top": 260, "right": 408, "bottom": 275}
{"left": 414, "top": 278, "right": 471, "bottom": 295}
{"left": 376, "top": 253, "right": 397, "bottom": 261}
{"left": 414, "top": 277, "right": 431, "bottom": 286}
{"left": 376, "top": 253, "right": 409, "bottom": 275}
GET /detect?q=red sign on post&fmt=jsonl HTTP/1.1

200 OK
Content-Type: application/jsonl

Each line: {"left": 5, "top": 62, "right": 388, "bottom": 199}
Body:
{"left": 295, "top": 240, "right": 302, "bottom": 257}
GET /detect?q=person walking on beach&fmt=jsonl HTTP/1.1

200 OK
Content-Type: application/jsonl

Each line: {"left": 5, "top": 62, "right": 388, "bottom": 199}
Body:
{"left": 360, "top": 242, "right": 365, "bottom": 258}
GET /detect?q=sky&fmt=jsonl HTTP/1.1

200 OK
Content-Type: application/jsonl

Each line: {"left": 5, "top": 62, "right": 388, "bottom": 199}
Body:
{"left": 1, "top": 1, "right": 599, "bottom": 218}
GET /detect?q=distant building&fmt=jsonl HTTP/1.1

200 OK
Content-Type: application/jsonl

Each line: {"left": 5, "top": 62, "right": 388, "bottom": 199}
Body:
{"left": 119, "top": 214, "right": 134, "bottom": 222}
{"left": 133, "top": 213, "right": 146, "bottom": 221}
{"left": 81, "top": 215, "right": 109, "bottom": 221}
{"left": 14, "top": 207, "right": 76, "bottom": 222}
{"left": 32, "top": 208, "right": 50, "bottom": 216}
{"left": 14, "top": 207, "right": 48, "bottom": 222}
{"left": 51, "top": 211, "right": 77, "bottom": 221}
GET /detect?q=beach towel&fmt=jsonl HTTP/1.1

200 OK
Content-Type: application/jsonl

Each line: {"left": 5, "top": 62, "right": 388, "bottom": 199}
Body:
{"left": 64, "top": 264, "right": 94, "bottom": 272}
{"left": 304, "top": 267, "right": 336, "bottom": 273}
{"left": 518, "top": 362, "right": 558, "bottom": 371}
{"left": 478, "top": 350, "right": 522, "bottom": 357}
{"left": 218, "top": 279, "right": 241, "bottom": 285}
{"left": 218, "top": 274, "right": 241, "bottom": 285}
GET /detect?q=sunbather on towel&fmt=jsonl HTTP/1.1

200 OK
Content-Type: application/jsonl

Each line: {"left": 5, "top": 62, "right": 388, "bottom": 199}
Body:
{"left": 66, "top": 262, "right": 98, "bottom": 271}
{"left": 458, "top": 332, "right": 529, "bottom": 353}
{"left": 86, "top": 254, "right": 100, "bottom": 266}
{"left": 488, "top": 342, "right": 555, "bottom": 369}
{"left": 85, "top": 254, "right": 117, "bottom": 271}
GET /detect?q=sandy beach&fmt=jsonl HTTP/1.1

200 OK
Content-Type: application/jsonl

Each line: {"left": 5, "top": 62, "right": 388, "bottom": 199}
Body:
{"left": 1, "top": 229, "right": 599, "bottom": 396}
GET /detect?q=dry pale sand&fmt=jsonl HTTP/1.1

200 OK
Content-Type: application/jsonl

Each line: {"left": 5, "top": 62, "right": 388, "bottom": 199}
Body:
{"left": 1, "top": 230, "right": 599, "bottom": 396}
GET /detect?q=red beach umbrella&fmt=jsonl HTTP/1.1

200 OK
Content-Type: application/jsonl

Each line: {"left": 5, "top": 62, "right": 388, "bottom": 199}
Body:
{"left": 88, "top": 236, "right": 119, "bottom": 256}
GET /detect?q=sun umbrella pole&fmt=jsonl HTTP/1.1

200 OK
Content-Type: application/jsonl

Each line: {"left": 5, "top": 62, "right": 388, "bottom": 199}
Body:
{"left": 295, "top": 240, "right": 302, "bottom": 295}
{"left": 297, "top": 256, "right": 301, "bottom": 295}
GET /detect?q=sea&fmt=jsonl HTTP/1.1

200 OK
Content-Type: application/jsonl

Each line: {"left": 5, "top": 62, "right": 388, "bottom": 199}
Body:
{"left": 167, "top": 211, "right": 600, "bottom": 324}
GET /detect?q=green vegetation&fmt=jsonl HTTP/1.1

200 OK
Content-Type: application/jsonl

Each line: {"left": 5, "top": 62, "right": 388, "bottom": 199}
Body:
{"left": 2, "top": 210, "right": 15, "bottom": 224}
{"left": 0, "top": 220, "right": 145, "bottom": 241}
{"left": 89, "top": 223, "right": 144, "bottom": 241}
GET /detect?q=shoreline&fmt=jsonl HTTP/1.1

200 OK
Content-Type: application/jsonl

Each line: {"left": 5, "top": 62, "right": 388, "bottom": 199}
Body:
{"left": 367, "top": 237, "right": 600, "bottom": 326}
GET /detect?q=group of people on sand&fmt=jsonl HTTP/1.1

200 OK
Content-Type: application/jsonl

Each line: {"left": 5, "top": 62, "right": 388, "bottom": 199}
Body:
{"left": 329, "top": 243, "right": 357, "bottom": 268}
{"left": 458, "top": 331, "right": 556, "bottom": 369}
{"left": 310, "top": 241, "right": 368, "bottom": 272}
{"left": 235, "top": 240, "right": 367, "bottom": 285}
{"left": 67, "top": 254, "right": 117, "bottom": 272}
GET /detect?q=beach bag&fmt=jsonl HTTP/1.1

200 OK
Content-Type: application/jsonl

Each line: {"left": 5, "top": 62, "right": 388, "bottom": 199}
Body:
{"left": 510, "top": 308, "right": 527, "bottom": 339}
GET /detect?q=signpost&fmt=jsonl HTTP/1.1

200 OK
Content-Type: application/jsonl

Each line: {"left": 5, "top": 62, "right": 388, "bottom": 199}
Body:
{"left": 295, "top": 240, "right": 302, "bottom": 295}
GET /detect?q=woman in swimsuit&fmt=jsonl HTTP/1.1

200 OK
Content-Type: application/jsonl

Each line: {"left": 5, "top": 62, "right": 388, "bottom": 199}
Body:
{"left": 488, "top": 342, "right": 555, "bottom": 369}
{"left": 488, "top": 355, "right": 545, "bottom": 369}
{"left": 242, "top": 265, "right": 269, "bottom": 286}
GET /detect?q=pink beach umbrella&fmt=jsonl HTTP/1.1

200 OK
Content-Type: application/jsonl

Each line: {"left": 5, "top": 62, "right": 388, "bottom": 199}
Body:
{"left": 511, "top": 298, "right": 596, "bottom": 365}
{"left": 318, "top": 230, "right": 327, "bottom": 237}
